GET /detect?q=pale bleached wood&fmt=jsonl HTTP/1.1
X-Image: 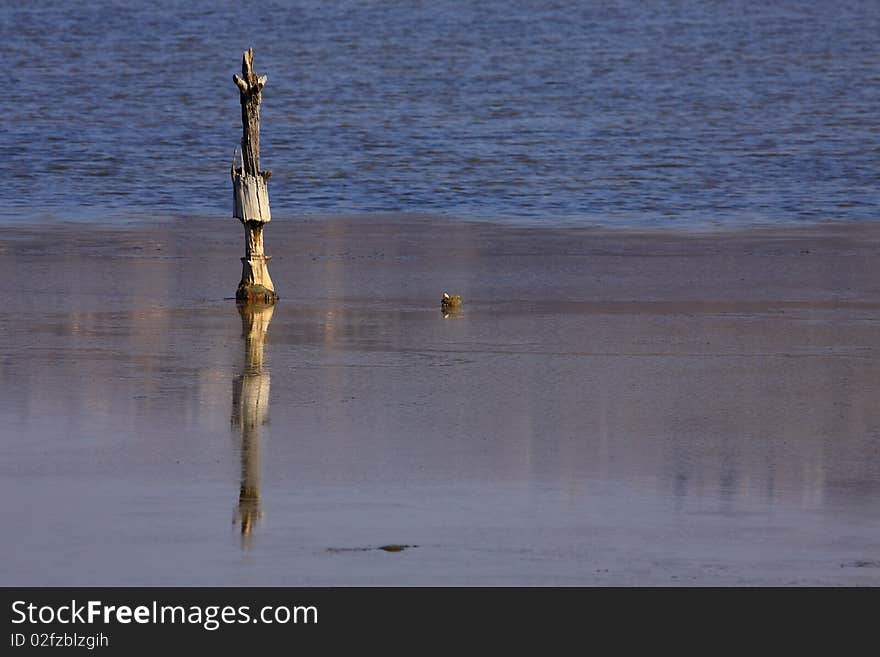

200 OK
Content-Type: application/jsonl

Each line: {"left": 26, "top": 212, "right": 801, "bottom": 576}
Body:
{"left": 231, "top": 48, "right": 277, "bottom": 304}
{"left": 233, "top": 172, "right": 271, "bottom": 223}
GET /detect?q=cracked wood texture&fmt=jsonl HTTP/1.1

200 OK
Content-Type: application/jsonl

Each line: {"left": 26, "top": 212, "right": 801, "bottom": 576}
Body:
{"left": 232, "top": 48, "right": 277, "bottom": 304}
{"left": 233, "top": 48, "right": 268, "bottom": 178}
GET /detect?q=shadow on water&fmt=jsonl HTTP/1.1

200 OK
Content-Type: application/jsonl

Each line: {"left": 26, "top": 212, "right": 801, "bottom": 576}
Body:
{"left": 230, "top": 303, "right": 274, "bottom": 548}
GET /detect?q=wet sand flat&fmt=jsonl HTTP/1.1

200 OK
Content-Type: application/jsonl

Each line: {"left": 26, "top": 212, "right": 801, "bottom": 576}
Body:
{"left": 1, "top": 216, "right": 879, "bottom": 585}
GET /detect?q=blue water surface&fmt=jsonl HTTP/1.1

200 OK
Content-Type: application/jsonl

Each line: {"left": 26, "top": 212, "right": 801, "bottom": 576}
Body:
{"left": 0, "top": 0, "right": 878, "bottom": 226}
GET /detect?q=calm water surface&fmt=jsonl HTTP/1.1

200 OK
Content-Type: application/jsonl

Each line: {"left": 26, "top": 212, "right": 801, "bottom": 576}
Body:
{"left": 1, "top": 0, "right": 878, "bottom": 225}
{"left": 1, "top": 219, "right": 879, "bottom": 584}
{"left": 1, "top": 2, "right": 879, "bottom": 586}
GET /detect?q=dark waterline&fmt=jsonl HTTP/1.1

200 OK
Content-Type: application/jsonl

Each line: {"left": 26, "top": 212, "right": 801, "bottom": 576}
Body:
{"left": 1, "top": 0, "right": 878, "bottom": 226}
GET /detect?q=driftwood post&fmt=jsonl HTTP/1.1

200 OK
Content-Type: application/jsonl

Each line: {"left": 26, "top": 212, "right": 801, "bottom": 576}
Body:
{"left": 232, "top": 48, "right": 278, "bottom": 304}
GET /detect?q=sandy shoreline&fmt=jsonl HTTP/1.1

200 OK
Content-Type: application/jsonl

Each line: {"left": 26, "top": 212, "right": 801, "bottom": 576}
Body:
{"left": 1, "top": 215, "right": 879, "bottom": 585}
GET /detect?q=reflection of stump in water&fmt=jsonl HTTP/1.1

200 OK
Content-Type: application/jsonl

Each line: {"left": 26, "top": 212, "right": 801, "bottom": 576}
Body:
{"left": 231, "top": 303, "right": 274, "bottom": 544}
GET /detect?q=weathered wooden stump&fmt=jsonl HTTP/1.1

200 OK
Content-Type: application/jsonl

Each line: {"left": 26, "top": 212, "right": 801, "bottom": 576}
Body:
{"left": 232, "top": 48, "right": 278, "bottom": 304}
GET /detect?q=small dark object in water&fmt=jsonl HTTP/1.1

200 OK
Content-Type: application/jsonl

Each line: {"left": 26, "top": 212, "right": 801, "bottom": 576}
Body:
{"left": 379, "top": 544, "right": 414, "bottom": 552}
{"left": 840, "top": 559, "right": 880, "bottom": 568}
{"left": 441, "top": 292, "right": 461, "bottom": 312}
{"left": 326, "top": 544, "right": 417, "bottom": 553}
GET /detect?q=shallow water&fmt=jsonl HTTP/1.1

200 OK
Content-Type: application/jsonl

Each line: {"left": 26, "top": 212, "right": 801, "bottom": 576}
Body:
{"left": 1, "top": 0, "right": 878, "bottom": 225}
{"left": 1, "top": 218, "right": 879, "bottom": 584}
